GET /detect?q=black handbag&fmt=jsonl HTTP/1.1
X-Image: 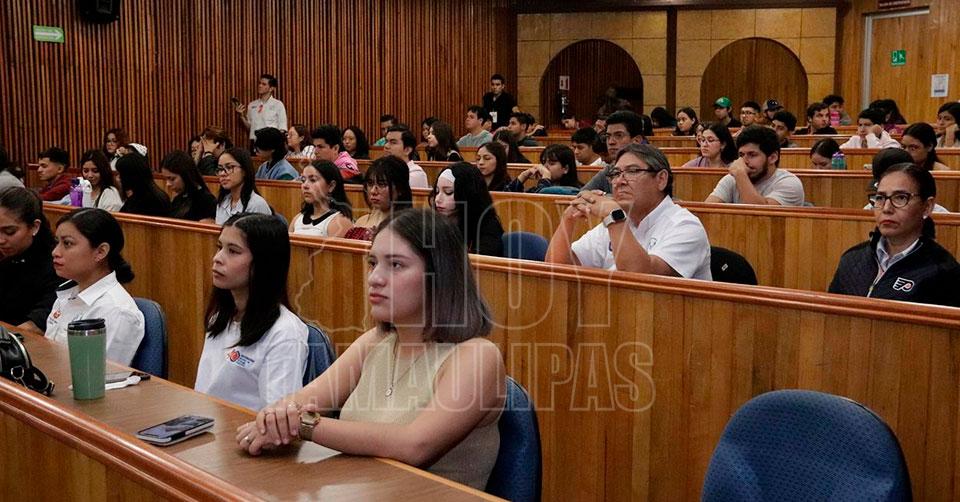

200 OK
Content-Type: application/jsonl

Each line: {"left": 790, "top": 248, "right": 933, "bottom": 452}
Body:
{"left": 0, "top": 325, "right": 54, "bottom": 395}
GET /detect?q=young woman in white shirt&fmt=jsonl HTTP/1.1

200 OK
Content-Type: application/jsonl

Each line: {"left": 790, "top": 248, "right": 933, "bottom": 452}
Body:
{"left": 215, "top": 148, "right": 273, "bottom": 224}
{"left": 79, "top": 150, "right": 123, "bottom": 211}
{"left": 235, "top": 209, "right": 505, "bottom": 490}
{"left": 45, "top": 208, "right": 144, "bottom": 365}
{"left": 286, "top": 124, "right": 315, "bottom": 160}
{"left": 194, "top": 213, "right": 308, "bottom": 411}
{"left": 290, "top": 161, "right": 353, "bottom": 238}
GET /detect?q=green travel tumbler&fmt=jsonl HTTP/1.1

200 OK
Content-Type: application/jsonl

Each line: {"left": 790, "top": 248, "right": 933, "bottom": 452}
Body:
{"left": 67, "top": 318, "right": 106, "bottom": 400}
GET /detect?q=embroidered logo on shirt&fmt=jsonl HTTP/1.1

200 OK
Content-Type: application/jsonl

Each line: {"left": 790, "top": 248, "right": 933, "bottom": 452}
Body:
{"left": 649, "top": 237, "right": 658, "bottom": 248}
{"left": 227, "top": 349, "right": 255, "bottom": 368}
{"left": 892, "top": 277, "right": 915, "bottom": 292}
{"left": 52, "top": 310, "right": 61, "bottom": 320}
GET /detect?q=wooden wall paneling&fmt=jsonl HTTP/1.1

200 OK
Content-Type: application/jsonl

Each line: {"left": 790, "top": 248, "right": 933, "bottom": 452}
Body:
{"left": 538, "top": 39, "right": 645, "bottom": 126}
{"left": 699, "top": 38, "right": 808, "bottom": 123}
{"left": 0, "top": 0, "right": 516, "bottom": 171}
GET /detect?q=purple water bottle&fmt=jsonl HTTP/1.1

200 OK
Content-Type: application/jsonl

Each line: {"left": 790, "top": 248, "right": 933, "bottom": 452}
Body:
{"left": 69, "top": 178, "right": 83, "bottom": 206}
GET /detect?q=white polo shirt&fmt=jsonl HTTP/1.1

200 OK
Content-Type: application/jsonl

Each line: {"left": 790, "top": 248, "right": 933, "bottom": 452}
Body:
{"left": 215, "top": 192, "right": 273, "bottom": 224}
{"left": 246, "top": 96, "right": 288, "bottom": 140}
{"left": 45, "top": 272, "right": 145, "bottom": 366}
{"left": 571, "top": 196, "right": 712, "bottom": 280}
{"left": 194, "top": 305, "right": 308, "bottom": 411}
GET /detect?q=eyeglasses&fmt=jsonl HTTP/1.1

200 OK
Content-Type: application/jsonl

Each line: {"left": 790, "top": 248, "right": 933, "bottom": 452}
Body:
{"left": 698, "top": 136, "right": 720, "bottom": 145}
{"left": 869, "top": 192, "right": 921, "bottom": 208}
{"left": 365, "top": 180, "right": 390, "bottom": 189}
{"left": 605, "top": 166, "right": 659, "bottom": 182}
{"left": 216, "top": 164, "right": 240, "bottom": 175}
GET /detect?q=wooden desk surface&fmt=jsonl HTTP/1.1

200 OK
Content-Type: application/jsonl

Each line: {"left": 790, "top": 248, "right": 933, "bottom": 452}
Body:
{"left": 0, "top": 326, "right": 496, "bottom": 501}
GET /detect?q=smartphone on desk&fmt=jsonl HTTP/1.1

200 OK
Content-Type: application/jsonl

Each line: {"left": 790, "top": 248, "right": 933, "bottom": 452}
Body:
{"left": 137, "top": 415, "right": 214, "bottom": 446}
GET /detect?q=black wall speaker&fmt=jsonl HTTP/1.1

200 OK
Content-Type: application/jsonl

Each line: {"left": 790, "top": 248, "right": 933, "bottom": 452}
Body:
{"left": 77, "top": 0, "right": 121, "bottom": 24}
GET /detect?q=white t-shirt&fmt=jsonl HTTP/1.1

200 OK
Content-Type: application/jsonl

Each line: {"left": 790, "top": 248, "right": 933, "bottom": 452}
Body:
{"left": 215, "top": 192, "right": 272, "bottom": 224}
{"left": 709, "top": 169, "right": 805, "bottom": 206}
{"left": 291, "top": 210, "right": 342, "bottom": 237}
{"left": 246, "top": 96, "right": 288, "bottom": 140}
{"left": 194, "top": 305, "right": 308, "bottom": 411}
{"left": 839, "top": 131, "right": 901, "bottom": 150}
{"left": 571, "top": 196, "right": 712, "bottom": 280}
{"left": 408, "top": 161, "right": 430, "bottom": 188}
{"left": 92, "top": 186, "right": 123, "bottom": 212}
{"left": 45, "top": 272, "right": 145, "bottom": 366}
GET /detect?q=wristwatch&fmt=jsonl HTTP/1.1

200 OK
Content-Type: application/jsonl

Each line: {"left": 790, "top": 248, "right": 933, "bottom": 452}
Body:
{"left": 299, "top": 411, "right": 321, "bottom": 442}
{"left": 603, "top": 208, "right": 626, "bottom": 227}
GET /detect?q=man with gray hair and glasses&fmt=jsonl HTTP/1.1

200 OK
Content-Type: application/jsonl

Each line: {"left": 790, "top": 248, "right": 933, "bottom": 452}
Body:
{"left": 545, "top": 143, "right": 712, "bottom": 279}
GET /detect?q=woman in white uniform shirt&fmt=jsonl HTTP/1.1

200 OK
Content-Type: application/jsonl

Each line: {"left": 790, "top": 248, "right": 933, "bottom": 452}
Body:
{"left": 45, "top": 208, "right": 144, "bottom": 365}
{"left": 79, "top": 150, "right": 123, "bottom": 211}
{"left": 194, "top": 213, "right": 308, "bottom": 411}
{"left": 215, "top": 148, "right": 273, "bottom": 225}
{"left": 290, "top": 161, "right": 353, "bottom": 238}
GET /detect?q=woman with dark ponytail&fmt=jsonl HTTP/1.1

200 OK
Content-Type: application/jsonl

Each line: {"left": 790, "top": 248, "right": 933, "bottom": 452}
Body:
{"left": 45, "top": 208, "right": 145, "bottom": 365}
{"left": 829, "top": 163, "right": 960, "bottom": 307}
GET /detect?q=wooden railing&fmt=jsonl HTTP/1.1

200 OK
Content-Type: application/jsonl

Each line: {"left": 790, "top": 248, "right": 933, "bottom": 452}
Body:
{"left": 39, "top": 204, "right": 960, "bottom": 501}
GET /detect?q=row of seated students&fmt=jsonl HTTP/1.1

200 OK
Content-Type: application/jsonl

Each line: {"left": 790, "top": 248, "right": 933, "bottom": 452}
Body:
{"left": 0, "top": 192, "right": 503, "bottom": 489}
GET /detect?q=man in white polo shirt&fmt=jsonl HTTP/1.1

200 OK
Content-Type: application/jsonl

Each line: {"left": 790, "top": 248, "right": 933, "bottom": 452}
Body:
{"left": 235, "top": 73, "right": 287, "bottom": 143}
{"left": 545, "top": 143, "right": 712, "bottom": 279}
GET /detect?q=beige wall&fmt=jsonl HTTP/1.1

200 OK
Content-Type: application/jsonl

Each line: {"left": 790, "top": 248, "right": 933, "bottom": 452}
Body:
{"left": 675, "top": 7, "right": 837, "bottom": 117}
{"left": 516, "top": 12, "right": 668, "bottom": 122}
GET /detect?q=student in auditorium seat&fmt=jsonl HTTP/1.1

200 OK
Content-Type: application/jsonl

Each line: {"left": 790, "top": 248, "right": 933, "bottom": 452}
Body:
{"left": 195, "top": 213, "right": 308, "bottom": 411}
{"left": 839, "top": 108, "right": 901, "bottom": 150}
{"left": 345, "top": 156, "right": 413, "bottom": 241}
{"left": 0, "top": 147, "right": 23, "bottom": 190}
{"left": 506, "top": 144, "right": 582, "bottom": 194}
{"left": 0, "top": 187, "right": 61, "bottom": 332}
{"left": 79, "top": 150, "right": 123, "bottom": 211}
{"left": 829, "top": 164, "right": 960, "bottom": 307}
{"left": 341, "top": 126, "right": 370, "bottom": 160}
{"left": 493, "top": 129, "right": 530, "bottom": 165}
{"left": 290, "top": 161, "right": 353, "bottom": 238}
{"left": 683, "top": 122, "right": 737, "bottom": 168}
{"left": 902, "top": 123, "right": 951, "bottom": 171}
{"left": 312, "top": 124, "right": 361, "bottom": 183}
{"left": 285, "top": 124, "right": 315, "bottom": 161}
{"left": 45, "top": 208, "right": 144, "bottom": 365}
{"left": 236, "top": 208, "right": 505, "bottom": 491}
{"left": 935, "top": 102, "right": 960, "bottom": 149}
{"left": 432, "top": 162, "right": 505, "bottom": 257}
{"left": 215, "top": 148, "right": 273, "bottom": 225}
{"left": 457, "top": 106, "right": 494, "bottom": 148}
{"left": 37, "top": 147, "right": 73, "bottom": 202}
{"left": 705, "top": 125, "right": 805, "bottom": 206}
{"left": 254, "top": 127, "right": 298, "bottom": 181}
{"left": 571, "top": 127, "right": 606, "bottom": 168}
{"left": 101, "top": 128, "right": 128, "bottom": 171}
{"left": 160, "top": 150, "right": 217, "bottom": 223}
{"left": 809, "top": 138, "right": 841, "bottom": 169}
{"left": 383, "top": 125, "right": 429, "bottom": 188}
{"left": 545, "top": 143, "right": 712, "bottom": 279}
{"left": 673, "top": 107, "right": 699, "bottom": 136}
{"left": 426, "top": 121, "right": 463, "bottom": 162}
{"left": 864, "top": 148, "right": 951, "bottom": 213}
{"left": 795, "top": 102, "right": 838, "bottom": 135}
{"left": 475, "top": 141, "right": 512, "bottom": 192}
{"left": 117, "top": 152, "right": 171, "bottom": 217}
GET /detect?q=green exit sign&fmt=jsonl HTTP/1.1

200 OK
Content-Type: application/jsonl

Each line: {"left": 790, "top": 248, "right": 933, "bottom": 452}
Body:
{"left": 32, "top": 25, "right": 64, "bottom": 44}
{"left": 891, "top": 49, "right": 906, "bottom": 67}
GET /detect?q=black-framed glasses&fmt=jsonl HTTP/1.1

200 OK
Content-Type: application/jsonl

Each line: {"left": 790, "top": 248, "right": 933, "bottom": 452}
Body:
{"left": 216, "top": 164, "right": 240, "bottom": 175}
{"left": 869, "top": 192, "right": 921, "bottom": 208}
{"left": 364, "top": 180, "right": 390, "bottom": 189}
{"left": 605, "top": 166, "right": 659, "bottom": 182}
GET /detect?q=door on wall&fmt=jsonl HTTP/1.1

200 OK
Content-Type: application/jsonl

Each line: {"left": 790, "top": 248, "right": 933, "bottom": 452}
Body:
{"left": 700, "top": 38, "right": 808, "bottom": 123}
{"left": 866, "top": 10, "right": 931, "bottom": 123}
{"left": 539, "top": 40, "right": 643, "bottom": 127}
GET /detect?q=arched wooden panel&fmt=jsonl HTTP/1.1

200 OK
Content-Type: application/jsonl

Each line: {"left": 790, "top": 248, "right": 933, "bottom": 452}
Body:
{"left": 539, "top": 39, "right": 643, "bottom": 126}
{"left": 699, "top": 38, "right": 808, "bottom": 123}
{"left": 0, "top": 0, "right": 515, "bottom": 170}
